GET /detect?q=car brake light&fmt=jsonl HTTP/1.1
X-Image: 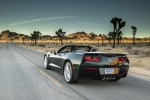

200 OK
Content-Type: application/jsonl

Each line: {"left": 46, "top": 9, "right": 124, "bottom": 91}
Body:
{"left": 84, "top": 56, "right": 101, "bottom": 62}
{"left": 118, "top": 57, "right": 127, "bottom": 62}
{"left": 84, "top": 68, "right": 97, "bottom": 70}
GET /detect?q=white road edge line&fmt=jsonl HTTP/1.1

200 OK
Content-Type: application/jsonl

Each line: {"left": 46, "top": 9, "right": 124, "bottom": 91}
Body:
{"left": 37, "top": 68, "right": 62, "bottom": 87}
{"left": 129, "top": 73, "right": 150, "bottom": 82}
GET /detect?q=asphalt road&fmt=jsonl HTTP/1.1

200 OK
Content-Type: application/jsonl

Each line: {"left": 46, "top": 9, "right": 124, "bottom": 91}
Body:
{"left": 0, "top": 43, "right": 150, "bottom": 100}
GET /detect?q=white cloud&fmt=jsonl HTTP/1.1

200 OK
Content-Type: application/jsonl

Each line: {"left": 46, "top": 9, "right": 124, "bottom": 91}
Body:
{"left": 9, "top": 16, "right": 76, "bottom": 26}
{"left": 48, "top": 23, "right": 109, "bottom": 27}
{"left": 72, "top": 23, "right": 102, "bottom": 26}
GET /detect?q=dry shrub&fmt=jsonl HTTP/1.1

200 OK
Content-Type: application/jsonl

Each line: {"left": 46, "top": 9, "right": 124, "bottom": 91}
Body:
{"left": 29, "top": 43, "right": 35, "bottom": 46}
{"left": 126, "top": 46, "right": 133, "bottom": 54}
{"left": 132, "top": 49, "right": 139, "bottom": 55}
{"left": 22, "top": 42, "right": 26, "bottom": 45}
{"left": 38, "top": 44, "right": 46, "bottom": 47}
{"left": 126, "top": 45, "right": 132, "bottom": 50}
{"left": 131, "top": 48, "right": 150, "bottom": 57}
{"left": 147, "top": 42, "right": 150, "bottom": 46}
{"left": 46, "top": 45, "right": 51, "bottom": 48}
{"left": 132, "top": 59, "right": 143, "bottom": 67}
{"left": 144, "top": 51, "right": 150, "bottom": 57}
{"left": 127, "top": 48, "right": 142, "bottom": 55}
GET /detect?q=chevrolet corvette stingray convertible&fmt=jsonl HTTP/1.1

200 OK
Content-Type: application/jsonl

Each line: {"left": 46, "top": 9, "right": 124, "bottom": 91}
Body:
{"left": 44, "top": 45, "right": 129, "bottom": 84}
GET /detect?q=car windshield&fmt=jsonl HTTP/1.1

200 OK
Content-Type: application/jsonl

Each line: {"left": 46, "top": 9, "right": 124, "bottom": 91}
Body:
{"left": 57, "top": 46, "right": 91, "bottom": 53}
{"left": 59, "top": 47, "right": 71, "bottom": 53}
{"left": 73, "top": 46, "right": 90, "bottom": 52}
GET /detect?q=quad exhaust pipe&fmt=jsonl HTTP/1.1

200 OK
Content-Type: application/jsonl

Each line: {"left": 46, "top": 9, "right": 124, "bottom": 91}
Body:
{"left": 101, "top": 76, "right": 115, "bottom": 80}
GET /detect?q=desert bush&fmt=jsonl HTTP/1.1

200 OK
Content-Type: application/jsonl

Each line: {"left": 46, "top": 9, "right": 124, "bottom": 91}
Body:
{"left": 132, "top": 49, "right": 139, "bottom": 55}
{"left": 103, "top": 44, "right": 108, "bottom": 46}
{"left": 29, "top": 43, "right": 35, "bottom": 46}
{"left": 22, "top": 42, "right": 26, "bottom": 45}
{"left": 38, "top": 44, "right": 46, "bottom": 47}
{"left": 46, "top": 45, "right": 51, "bottom": 48}
{"left": 126, "top": 45, "right": 132, "bottom": 50}
{"left": 127, "top": 47, "right": 141, "bottom": 55}
{"left": 146, "top": 42, "right": 150, "bottom": 46}
{"left": 144, "top": 51, "right": 150, "bottom": 57}
{"left": 126, "top": 45, "right": 132, "bottom": 54}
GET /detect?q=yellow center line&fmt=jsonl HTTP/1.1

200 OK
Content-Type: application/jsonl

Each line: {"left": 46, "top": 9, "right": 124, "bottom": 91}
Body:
{"left": 37, "top": 68, "right": 62, "bottom": 87}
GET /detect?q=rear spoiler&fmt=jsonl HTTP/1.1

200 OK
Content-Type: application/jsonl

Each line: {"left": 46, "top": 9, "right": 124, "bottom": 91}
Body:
{"left": 84, "top": 53, "right": 126, "bottom": 57}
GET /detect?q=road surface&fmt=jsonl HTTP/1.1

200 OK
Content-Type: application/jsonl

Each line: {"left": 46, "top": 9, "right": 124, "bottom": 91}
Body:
{"left": 0, "top": 43, "right": 150, "bottom": 100}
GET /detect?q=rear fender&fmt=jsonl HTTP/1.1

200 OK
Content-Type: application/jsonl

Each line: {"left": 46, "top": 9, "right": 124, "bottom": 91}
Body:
{"left": 62, "top": 54, "right": 83, "bottom": 80}
{"left": 62, "top": 59, "right": 72, "bottom": 74}
{"left": 72, "top": 55, "right": 84, "bottom": 80}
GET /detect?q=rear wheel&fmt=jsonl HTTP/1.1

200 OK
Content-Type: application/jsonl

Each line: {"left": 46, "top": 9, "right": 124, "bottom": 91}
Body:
{"left": 44, "top": 56, "right": 50, "bottom": 69}
{"left": 64, "top": 62, "right": 78, "bottom": 84}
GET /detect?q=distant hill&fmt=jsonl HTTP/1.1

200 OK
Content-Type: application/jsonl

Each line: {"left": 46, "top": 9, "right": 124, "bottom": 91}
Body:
{"left": 41, "top": 35, "right": 52, "bottom": 40}
{"left": 66, "top": 32, "right": 99, "bottom": 40}
{"left": 0, "top": 31, "right": 107, "bottom": 42}
{"left": 67, "top": 31, "right": 86, "bottom": 37}
{"left": 0, "top": 30, "right": 30, "bottom": 40}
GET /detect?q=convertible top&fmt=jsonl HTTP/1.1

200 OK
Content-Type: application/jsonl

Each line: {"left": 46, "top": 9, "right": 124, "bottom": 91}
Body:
{"left": 57, "top": 45, "right": 93, "bottom": 53}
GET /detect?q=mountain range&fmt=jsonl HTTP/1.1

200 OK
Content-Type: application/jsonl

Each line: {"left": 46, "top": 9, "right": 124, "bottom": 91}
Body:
{"left": 0, "top": 30, "right": 149, "bottom": 42}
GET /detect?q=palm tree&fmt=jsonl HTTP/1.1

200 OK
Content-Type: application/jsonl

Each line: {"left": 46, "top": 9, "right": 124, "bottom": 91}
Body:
{"left": 65, "top": 37, "right": 68, "bottom": 45}
{"left": 55, "top": 29, "right": 66, "bottom": 45}
{"left": 30, "top": 31, "right": 42, "bottom": 45}
{"left": 110, "top": 17, "right": 126, "bottom": 48}
{"left": 22, "top": 37, "right": 25, "bottom": 43}
{"left": 117, "top": 31, "right": 123, "bottom": 45}
{"left": 98, "top": 39, "right": 100, "bottom": 44}
{"left": 119, "top": 35, "right": 123, "bottom": 44}
{"left": 103, "top": 34, "right": 109, "bottom": 44}
{"left": 39, "top": 33, "right": 42, "bottom": 42}
{"left": 131, "top": 26, "right": 137, "bottom": 45}
{"left": 10, "top": 37, "right": 14, "bottom": 43}
{"left": 99, "top": 34, "right": 104, "bottom": 46}
{"left": 108, "top": 32, "right": 113, "bottom": 44}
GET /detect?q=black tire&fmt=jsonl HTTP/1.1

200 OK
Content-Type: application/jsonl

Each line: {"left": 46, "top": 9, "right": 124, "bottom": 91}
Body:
{"left": 44, "top": 56, "right": 51, "bottom": 69}
{"left": 64, "top": 62, "right": 78, "bottom": 84}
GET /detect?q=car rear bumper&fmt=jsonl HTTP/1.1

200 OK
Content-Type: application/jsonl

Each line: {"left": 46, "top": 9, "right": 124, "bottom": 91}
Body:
{"left": 77, "top": 65, "right": 129, "bottom": 79}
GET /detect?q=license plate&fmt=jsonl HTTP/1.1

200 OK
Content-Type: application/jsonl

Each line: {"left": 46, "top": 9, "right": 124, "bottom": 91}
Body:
{"left": 105, "top": 68, "right": 114, "bottom": 74}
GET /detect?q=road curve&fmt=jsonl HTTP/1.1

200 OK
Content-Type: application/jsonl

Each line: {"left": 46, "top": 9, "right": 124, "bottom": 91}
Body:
{"left": 0, "top": 43, "right": 150, "bottom": 100}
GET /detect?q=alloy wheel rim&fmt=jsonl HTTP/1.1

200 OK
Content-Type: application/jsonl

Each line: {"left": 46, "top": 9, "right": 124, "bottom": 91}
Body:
{"left": 64, "top": 62, "right": 72, "bottom": 82}
{"left": 44, "top": 57, "right": 47, "bottom": 68}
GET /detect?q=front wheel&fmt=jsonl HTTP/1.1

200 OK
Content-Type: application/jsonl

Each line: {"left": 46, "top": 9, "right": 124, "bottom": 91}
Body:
{"left": 64, "top": 62, "right": 78, "bottom": 84}
{"left": 44, "top": 56, "right": 50, "bottom": 69}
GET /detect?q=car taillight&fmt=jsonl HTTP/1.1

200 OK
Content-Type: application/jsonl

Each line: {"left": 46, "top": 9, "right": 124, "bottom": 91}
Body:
{"left": 118, "top": 57, "right": 127, "bottom": 62}
{"left": 84, "top": 56, "right": 101, "bottom": 62}
{"left": 84, "top": 68, "right": 97, "bottom": 70}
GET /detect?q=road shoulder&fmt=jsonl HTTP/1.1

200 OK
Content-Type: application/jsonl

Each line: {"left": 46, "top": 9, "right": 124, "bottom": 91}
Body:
{"left": 129, "top": 67, "right": 150, "bottom": 81}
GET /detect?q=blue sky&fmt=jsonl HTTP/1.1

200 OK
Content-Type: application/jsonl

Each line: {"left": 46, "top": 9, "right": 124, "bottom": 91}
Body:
{"left": 0, "top": 0, "right": 150, "bottom": 37}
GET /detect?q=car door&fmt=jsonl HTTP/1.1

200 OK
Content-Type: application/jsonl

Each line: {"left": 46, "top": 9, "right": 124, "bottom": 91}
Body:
{"left": 50, "top": 46, "right": 71, "bottom": 69}
{"left": 56, "top": 46, "right": 71, "bottom": 68}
